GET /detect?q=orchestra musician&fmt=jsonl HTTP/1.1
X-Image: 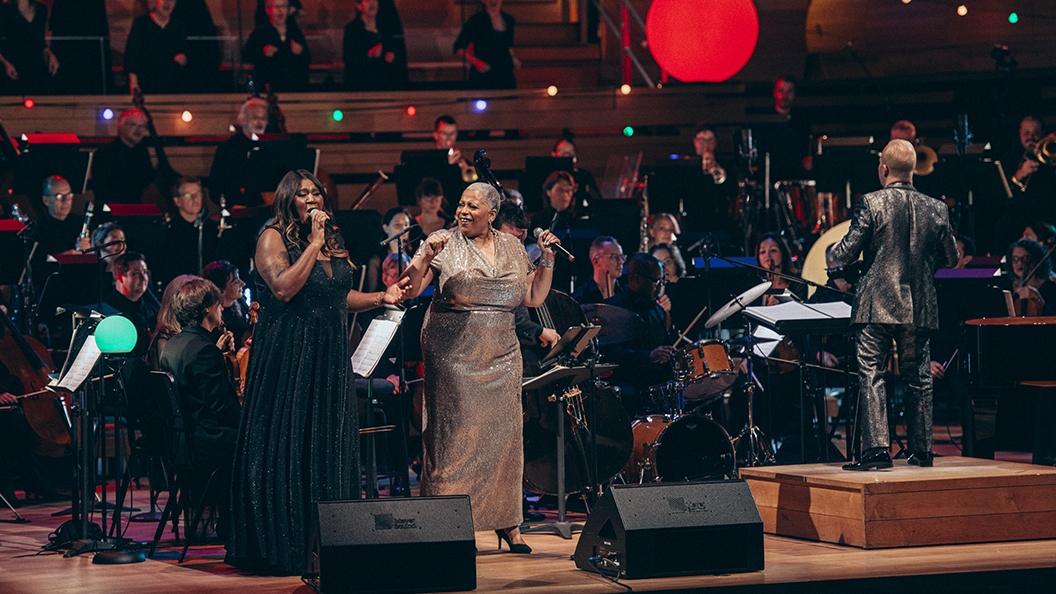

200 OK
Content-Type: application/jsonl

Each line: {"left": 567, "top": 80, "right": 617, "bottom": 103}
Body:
{"left": 158, "top": 277, "right": 240, "bottom": 538}
{"left": 649, "top": 243, "right": 686, "bottom": 285}
{"left": 1006, "top": 238, "right": 1056, "bottom": 317}
{"left": 29, "top": 176, "right": 91, "bottom": 286}
{"left": 754, "top": 75, "right": 813, "bottom": 182}
{"left": 433, "top": 114, "right": 474, "bottom": 181}
{"left": 755, "top": 232, "right": 806, "bottom": 305}
{"left": 414, "top": 178, "right": 452, "bottom": 237}
{"left": 551, "top": 132, "right": 601, "bottom": 208}
{"left": 600, "top": 254, "right": 674, "bottom": 417}
{"left": 207, "top": 98, "right": 269, "bottom": 208}
{"left": 400, "top": 183, "right": 557, "bottom": 554}
{"left": 146, "top": 274, "right": 196, "bottom": 371}
{"left": 645, "top": 213, "right": 680, "bottom": 250}
{"left": 89, "top": 109, "right": 156, "bottom": 205}
{"left": 155, "top": 177, "right": 218, "bottom": 290}
{"left": 103, "top": 251, "right": 161, "bottom": 358}
{"left": 572, "top": 236, "right": 625, "bottom": 305}
{"left": 996, "top": 116, "right": 1056, "bottom": 251}
{"left": 200, "top": 260, "right": 251, "bottom": 347}
{"left": 831, "top": 139, "right": 958, "bottom": 470}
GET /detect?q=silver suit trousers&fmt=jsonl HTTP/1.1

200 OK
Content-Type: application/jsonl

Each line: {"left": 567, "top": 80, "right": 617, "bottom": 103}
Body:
{"left": 855, "top": 324, "right": 932, "bottom": 453}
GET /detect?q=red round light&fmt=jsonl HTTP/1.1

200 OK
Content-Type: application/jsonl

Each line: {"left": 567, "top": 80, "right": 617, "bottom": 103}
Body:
{"left": 23, "top": 98, "right": 35, "bottom": 109}
{"left": 646, "top": 0, "right": 759, "bottom": 83}
{"left": 406, "top": 105, "right": 417, "bottom": 116}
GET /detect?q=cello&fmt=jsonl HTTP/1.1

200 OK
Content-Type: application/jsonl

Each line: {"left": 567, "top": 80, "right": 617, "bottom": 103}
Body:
{"left": 0, "top": 309, "right": 72, "bottom": 457}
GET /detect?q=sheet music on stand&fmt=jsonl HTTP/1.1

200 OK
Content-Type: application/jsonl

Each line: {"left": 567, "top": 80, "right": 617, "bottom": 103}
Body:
{"left": 744, "top": 301, "right": 852, "bottom": 334}
{"left": 351, "top": 308, "right": 405, "bottom": 377}
{"left": 54, "top": 335, "right": 102, "bottom": 392}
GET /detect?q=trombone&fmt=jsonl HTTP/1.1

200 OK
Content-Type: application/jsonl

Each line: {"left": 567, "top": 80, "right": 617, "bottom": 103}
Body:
{"left": 1014, "top": 133, "right": 1056, "bottom": 192}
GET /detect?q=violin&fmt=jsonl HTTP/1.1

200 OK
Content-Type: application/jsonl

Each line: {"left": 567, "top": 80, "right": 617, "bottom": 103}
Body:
{"left": 225, "top": 302, "right": 260, "bottom": 402}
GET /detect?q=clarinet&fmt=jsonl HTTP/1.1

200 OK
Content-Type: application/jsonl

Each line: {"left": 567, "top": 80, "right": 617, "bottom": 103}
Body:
{"left": 77, "top": 202, "right": 94, "bottom": 252}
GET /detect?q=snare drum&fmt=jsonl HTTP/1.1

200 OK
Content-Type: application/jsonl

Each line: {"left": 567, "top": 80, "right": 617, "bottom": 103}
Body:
{"left": 622, "top": 414, "right": 735, "bottom": 483}
{"left": 674, "top": 339, "right": 736, "bottom": 401}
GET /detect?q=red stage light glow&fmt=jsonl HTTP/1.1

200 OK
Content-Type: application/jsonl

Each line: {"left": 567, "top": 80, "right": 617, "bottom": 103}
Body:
{"left": 646, "top": 0, "right": 759, "bottom": 83}
{"left": 23, "top": 98, "right": 35, "bottom": 109}
{"left": 406, "top": 105, "right": 417, "bottom": 116}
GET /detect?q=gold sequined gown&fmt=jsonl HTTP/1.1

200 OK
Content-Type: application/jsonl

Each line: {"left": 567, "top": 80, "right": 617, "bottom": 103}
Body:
{"left": 419, "top": 228, "right": 532, "bottom": 530}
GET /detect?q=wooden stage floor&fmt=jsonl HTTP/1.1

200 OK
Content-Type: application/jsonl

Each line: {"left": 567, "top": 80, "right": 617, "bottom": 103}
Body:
{"left": 3, "top": 485, "right": 1056, "bottom": 594}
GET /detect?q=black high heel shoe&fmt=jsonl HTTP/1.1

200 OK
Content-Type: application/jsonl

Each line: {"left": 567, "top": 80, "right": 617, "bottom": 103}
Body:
{"left": 495, "top": 529, "right": 532, "bottom": 554}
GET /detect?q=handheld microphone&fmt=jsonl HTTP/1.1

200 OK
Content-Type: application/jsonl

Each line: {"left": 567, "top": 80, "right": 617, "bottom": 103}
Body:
{"left": 381, "top": 224, "right": 421, "bottom": 247}
{"left": 308, "top": 208, "right": 340, "bottom": 232}
{"left": 532, "top": 228, "right": 574, "bottom": 261}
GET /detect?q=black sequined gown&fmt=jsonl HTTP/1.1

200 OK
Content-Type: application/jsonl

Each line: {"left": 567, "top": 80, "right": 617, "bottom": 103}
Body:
{"left": 226, "top": 233, "right": 358, "bottom": 576}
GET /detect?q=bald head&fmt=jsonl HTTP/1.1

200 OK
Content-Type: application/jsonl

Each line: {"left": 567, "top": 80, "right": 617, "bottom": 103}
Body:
{"left": 879, "top": 139, "right": 915, "bottom": 184}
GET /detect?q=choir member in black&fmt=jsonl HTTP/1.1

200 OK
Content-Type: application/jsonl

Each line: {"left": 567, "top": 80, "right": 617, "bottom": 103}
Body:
{"left": 125, "top": 0, "right": 188, "bottom": 95}
{"left": 172, "top": 0, "right": 221, "bottom": 92}
{"left": 600, "top": 254, "right": 674, "bottom": 416}
{"left": 103, "top": 252, "right": 160, "bottom": 357}
{"left": 155, "top": 177, "right": 218, "bottom": 290}
{"left": 754, "top": 75, "right": 813, "bottom": 182}
{"left": 207, "top": 98, "right": 268, "bottom": 208}
{"left": 201, "top": 260, "right": 251, "bottom": 347}
{"left": 243, "top": 0, "right": 311, "bottom": 92}
{"left": 90, "top": 109, "right": 156, "bottom": 205}
{"left": 572, "top": 236, "right": 625, "bottom": 305}
{"left": 551, "top": 133, "right": 601, "bottom": 210}
{"left": 454, "top": 0, "right": 519, "bottom": 90}
{"left": 254, "top": 0, "right": 302, "bottom": 27}
{"left": 159, "top": 277, "right": 240, "bottom": 537}
{"left": 0, "top": 0, "right": 59, "bottom": 96}
{"left": 343, "top": 0, "right": 408, "bottom": 91}
{"left": 49, "top": 0, "right": 110, "bottom": 94}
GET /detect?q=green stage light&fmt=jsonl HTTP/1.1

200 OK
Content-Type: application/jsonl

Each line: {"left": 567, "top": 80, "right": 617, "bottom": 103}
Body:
{"left": 1008, "top": 12, "right": 1019, "bottom": 24}
{"left": 95, "top": 316, "right": 138, "bottom": 354}
{"left": 333, "top": 110, "right": 344, "bottom": 122}
{"left": 623, "top": 126, "right": 635, "bottom": 137}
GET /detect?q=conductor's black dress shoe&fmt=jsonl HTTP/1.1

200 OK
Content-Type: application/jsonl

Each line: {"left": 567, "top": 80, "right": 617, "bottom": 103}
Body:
{"left": 842, "top": 448, "right": 893, "bottom": 471}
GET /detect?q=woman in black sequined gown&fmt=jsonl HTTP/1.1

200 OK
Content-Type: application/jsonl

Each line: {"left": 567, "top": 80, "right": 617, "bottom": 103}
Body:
{"left": 225, "top": 170, "right": 406, "bottom": 576}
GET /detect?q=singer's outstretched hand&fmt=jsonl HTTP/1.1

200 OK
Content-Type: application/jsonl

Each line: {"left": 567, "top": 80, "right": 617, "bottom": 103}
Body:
{"left": 423, "top": 232, "right": 450, "bottom": 260}
{"left": 383, "top": 277, "right": 412, "bottom": 305}
{"left": 535, "top": 229, "right": 559, "bottom": 258}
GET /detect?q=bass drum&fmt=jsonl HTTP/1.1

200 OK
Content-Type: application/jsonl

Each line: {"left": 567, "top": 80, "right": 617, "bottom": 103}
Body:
{"left": 623, "top": 414, "right": 735, "bottom": 483}
{"left": 523, "top": 385, "right": 634, "bottom": 496}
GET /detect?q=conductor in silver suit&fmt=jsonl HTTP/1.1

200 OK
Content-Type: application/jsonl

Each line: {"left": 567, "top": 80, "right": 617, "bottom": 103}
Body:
{"left": 831, "top": 139, "right": 958, "bottom": 471}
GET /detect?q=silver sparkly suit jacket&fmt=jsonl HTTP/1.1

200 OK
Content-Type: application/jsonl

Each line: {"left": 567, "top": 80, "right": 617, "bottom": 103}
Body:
{"left": 831, "top": 181, "right": 958, "bottom": 330}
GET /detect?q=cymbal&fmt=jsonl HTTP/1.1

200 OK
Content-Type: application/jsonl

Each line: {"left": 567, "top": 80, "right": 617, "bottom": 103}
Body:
{"left": 727, "top": 334, "right": 778, "bottom": 349}
{"left": 581, "top": 303, "right": 641, "bottom": 347}
{"left": 704, "top": 281, "right": 772, "bottom": 329}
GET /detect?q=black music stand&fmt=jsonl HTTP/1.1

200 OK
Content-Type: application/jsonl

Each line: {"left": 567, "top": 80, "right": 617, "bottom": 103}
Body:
{"left": 352, "top": 308, "right": 405, "bottom": 499}
{"left": 522, "top": 325, "right": 601, "bottom": 540}
{"left": 744, "top": 301, "right": 853, "bottom": 463}
{"left": 393, "top": 150, "right": 464, "bottom": 208}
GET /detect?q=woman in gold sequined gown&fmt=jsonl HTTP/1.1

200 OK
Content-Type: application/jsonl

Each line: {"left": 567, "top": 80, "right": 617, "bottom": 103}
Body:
{"left": 402, "top": 183, "right": 558, "bottom": 552}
